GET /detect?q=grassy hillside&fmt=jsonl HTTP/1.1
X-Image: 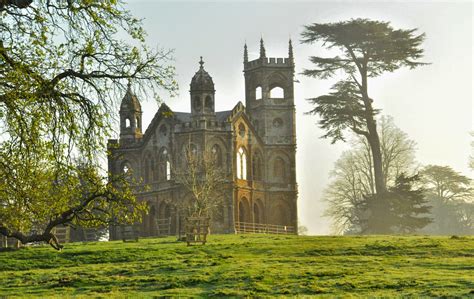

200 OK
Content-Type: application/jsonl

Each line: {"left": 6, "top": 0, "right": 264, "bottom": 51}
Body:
{"left": 0, "top": 234, "right": 473, "bottom": 297}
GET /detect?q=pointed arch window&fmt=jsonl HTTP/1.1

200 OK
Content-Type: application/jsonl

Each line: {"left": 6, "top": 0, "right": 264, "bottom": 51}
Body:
{"left": 253, "top": 152, "right": 263, "bottom": 181}
{"left": 193, "top": 96, "right": 202, "bottom": 112}
{"left": 136, "top": 117, "right": 140, "bottom": 130}
{"left": 166, "top": 160, "right": 171, "bottom": 181}
{"left": 270, "top": 86, "right": 284, "bottom": 98}
{"left": 273, "top": 157, "right": 286, "bottom": 183}
{"left": 159, "top": 148, "right": 171, "bottom": 181}
{"left": 211, "top": 144, "right": 222, "bottom": 167}
{"left": 144, "top": 155, "right": 154, "bottom": 183}
{"left": 125, "top": 118, "right": 131, "bottom": 128}
{"left": 205, "top": 95, "right": 213, "bottom": 109}
{"left": 255, "top": 86, "right": 262, "bottom": 100}
{"left": 236, "top": 147, "right": 247, "bottom": 180}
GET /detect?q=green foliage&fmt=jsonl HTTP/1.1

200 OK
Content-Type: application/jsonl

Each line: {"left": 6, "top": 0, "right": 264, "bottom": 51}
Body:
{"left": 0, "top": 1, "right": 176, "bottom": 247}
{"left": 301, "top": 18, "right": 427, "bottom": 80}
{"left": 307, "top": 80, "right": 372, "bottom": 143}
{"left": 0, "top": 235, "right": 472, "bottom": 297}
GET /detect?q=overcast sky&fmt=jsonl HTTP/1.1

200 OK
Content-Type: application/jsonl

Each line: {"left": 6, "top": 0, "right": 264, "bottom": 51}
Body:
{"left": 122, "top": 0, "right": 473, "bottom": 234}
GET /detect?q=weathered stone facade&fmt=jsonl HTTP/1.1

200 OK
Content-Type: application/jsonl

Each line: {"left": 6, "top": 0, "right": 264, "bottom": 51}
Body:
{"left": 108, "top": 40, "right": 297, "bottom": 239}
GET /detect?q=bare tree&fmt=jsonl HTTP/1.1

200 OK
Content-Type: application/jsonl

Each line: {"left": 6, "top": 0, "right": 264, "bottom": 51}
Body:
{"left": 324, "top": 116, "right": 417, "bottom": 234}
{"left": 174, "top": 145, "right": 229, "bottom": 219}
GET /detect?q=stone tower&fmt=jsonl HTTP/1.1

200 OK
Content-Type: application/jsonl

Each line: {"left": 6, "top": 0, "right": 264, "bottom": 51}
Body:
{"left": 243, "top": 38, "right": 298, "bottom": 230}
{"left": 119, "top": 84, "right": 143, "bottom": 144}
{"left": 190, "top": 57, "right": 216, "bottom": 121}
{"left": 243, "top": 39, "right": 296, "bottom": 146}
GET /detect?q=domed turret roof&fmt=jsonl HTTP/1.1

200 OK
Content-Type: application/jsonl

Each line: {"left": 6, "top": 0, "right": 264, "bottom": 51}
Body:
{"left": 190, "top": 57, "right": 214, "bottom": 91}
{"left": 120, "top": 84, "right": 141, "bottom": 111}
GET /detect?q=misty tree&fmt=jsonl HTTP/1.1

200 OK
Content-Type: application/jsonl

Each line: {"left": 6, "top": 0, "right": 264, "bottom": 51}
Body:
{"left": 324, "top": 116, "right": 418, "bottom": 234}
{"left": 0, "top": 1, "right": 177, "bottom": 249}
{"left": 422, "top": 165, "right": 471, "bottom": 201}
{"left": 359, "top": 174, "right": 431, "bottom": 234}
{"left": 420, "top": 165, "right": 473, "bottom": 235}
{"left": 301, "top": 19, "right": 427, "bottom": 196}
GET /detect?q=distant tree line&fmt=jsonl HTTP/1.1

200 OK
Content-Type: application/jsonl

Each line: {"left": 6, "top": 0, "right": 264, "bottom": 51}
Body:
{"left": 323, "top": 118, "right": 473, "bottom": 235}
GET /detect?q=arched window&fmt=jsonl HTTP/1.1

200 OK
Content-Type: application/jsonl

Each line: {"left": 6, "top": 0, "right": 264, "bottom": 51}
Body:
{"left": 193, "top": 96, "right": 201, "bottom": 111}
{"left": 211, "top": 144, "right": 222, "bottom": 167}
{"left": 270, "top": 86, "right": 284, "bottom": 98}
{"left": 125, "top": 118, "right": 131, "bottom": 128}
{"left": 273, "top": 157, "right": 286, "bottom": 182}
{"left": 166, "top": 160, "right": 171, "bottom": 181}
{"left": 144, "top": 155, "right": 153, "bottom": 183}
{"left": 253, "top": 153, "right": 263, "bottom": 181}
{"left": 159, "top": 148, "right": 170, "bottom": 181}
{"left": 205, "top": 95, "right": 213, "bottom": 109}
{"left": 255, "top": 86, "right": 262, "bottom": 100}
{"left": 239, "top": 197, "right": 250, "bottom": 223}
{"left": 236, "top": 147, "right": 247, "bottom": 180}
{"left": 254, "top": 203, "right": 260, "bottom": 224}
{"left": 136, "top": 117, "right": 140, "bottom": 129}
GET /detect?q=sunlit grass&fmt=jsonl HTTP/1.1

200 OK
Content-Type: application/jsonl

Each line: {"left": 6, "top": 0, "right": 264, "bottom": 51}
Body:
{"left": 0, "top": 234, "right": 473, "bottom": 297}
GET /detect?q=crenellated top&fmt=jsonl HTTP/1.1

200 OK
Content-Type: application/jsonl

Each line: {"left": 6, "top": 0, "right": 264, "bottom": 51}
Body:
{"left": 243, "top": 38, "right": 294, "bottom": 71}
{"left": 244, "top": 57, "right": 293, "bottom": 70}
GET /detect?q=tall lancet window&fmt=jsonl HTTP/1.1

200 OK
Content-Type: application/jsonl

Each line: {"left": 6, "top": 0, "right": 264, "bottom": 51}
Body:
{"left": 160, "top": 148, "right": 171, "bottom": 181}
{"left": 166, "top": 160, "right": 171, "bottom": 181}
{"left": 237, "top": 147, "right": 247, "bottom": 180}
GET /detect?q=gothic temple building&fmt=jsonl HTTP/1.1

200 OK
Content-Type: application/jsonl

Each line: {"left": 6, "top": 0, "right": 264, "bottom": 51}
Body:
{"left": 108, "top": 39, "right": 298, "bottom": 238}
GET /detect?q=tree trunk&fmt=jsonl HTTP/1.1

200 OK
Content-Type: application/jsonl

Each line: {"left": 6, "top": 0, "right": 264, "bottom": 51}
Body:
{"left": 360, "top": 70, "right": 387, "bottom": 195}
{"left": 0, "top": 227, "right": 64, "bottom": 250}
{"left": 365, "top": 118, "right": 387, "bottom": 194}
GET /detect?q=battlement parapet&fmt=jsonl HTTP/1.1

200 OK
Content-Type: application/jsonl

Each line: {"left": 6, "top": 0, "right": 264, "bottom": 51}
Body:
{"left": 244, "top": 57, "right": 293, "bottom": 70}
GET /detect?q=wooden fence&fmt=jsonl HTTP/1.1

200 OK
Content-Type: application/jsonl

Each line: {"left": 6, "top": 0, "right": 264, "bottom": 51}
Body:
{"left": 52, "top": 226, "right": 70, "bottom": 244}
{"left": 155, "top": 217, "right": 172, "bottom": 236}
{"left": 234, "top": 222, "right": 296, "bottom": 235}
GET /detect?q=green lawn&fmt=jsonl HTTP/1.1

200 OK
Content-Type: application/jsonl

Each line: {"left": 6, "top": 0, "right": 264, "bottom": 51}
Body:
{"left": 0, "top": 234, "right": 473, "bottom": 297}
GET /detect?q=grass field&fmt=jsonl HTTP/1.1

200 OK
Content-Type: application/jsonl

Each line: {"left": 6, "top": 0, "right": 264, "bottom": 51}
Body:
{"left": 0, "top": 234, "right": 473, "bottom": 297}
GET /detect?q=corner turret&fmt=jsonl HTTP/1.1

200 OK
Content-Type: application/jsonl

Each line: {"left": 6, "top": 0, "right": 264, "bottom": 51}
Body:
{"left": 190, "top": 57, "right": 216, "bottom": 120}
{"left": 119, "top": 83, "right": 143, "bottom": 144}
